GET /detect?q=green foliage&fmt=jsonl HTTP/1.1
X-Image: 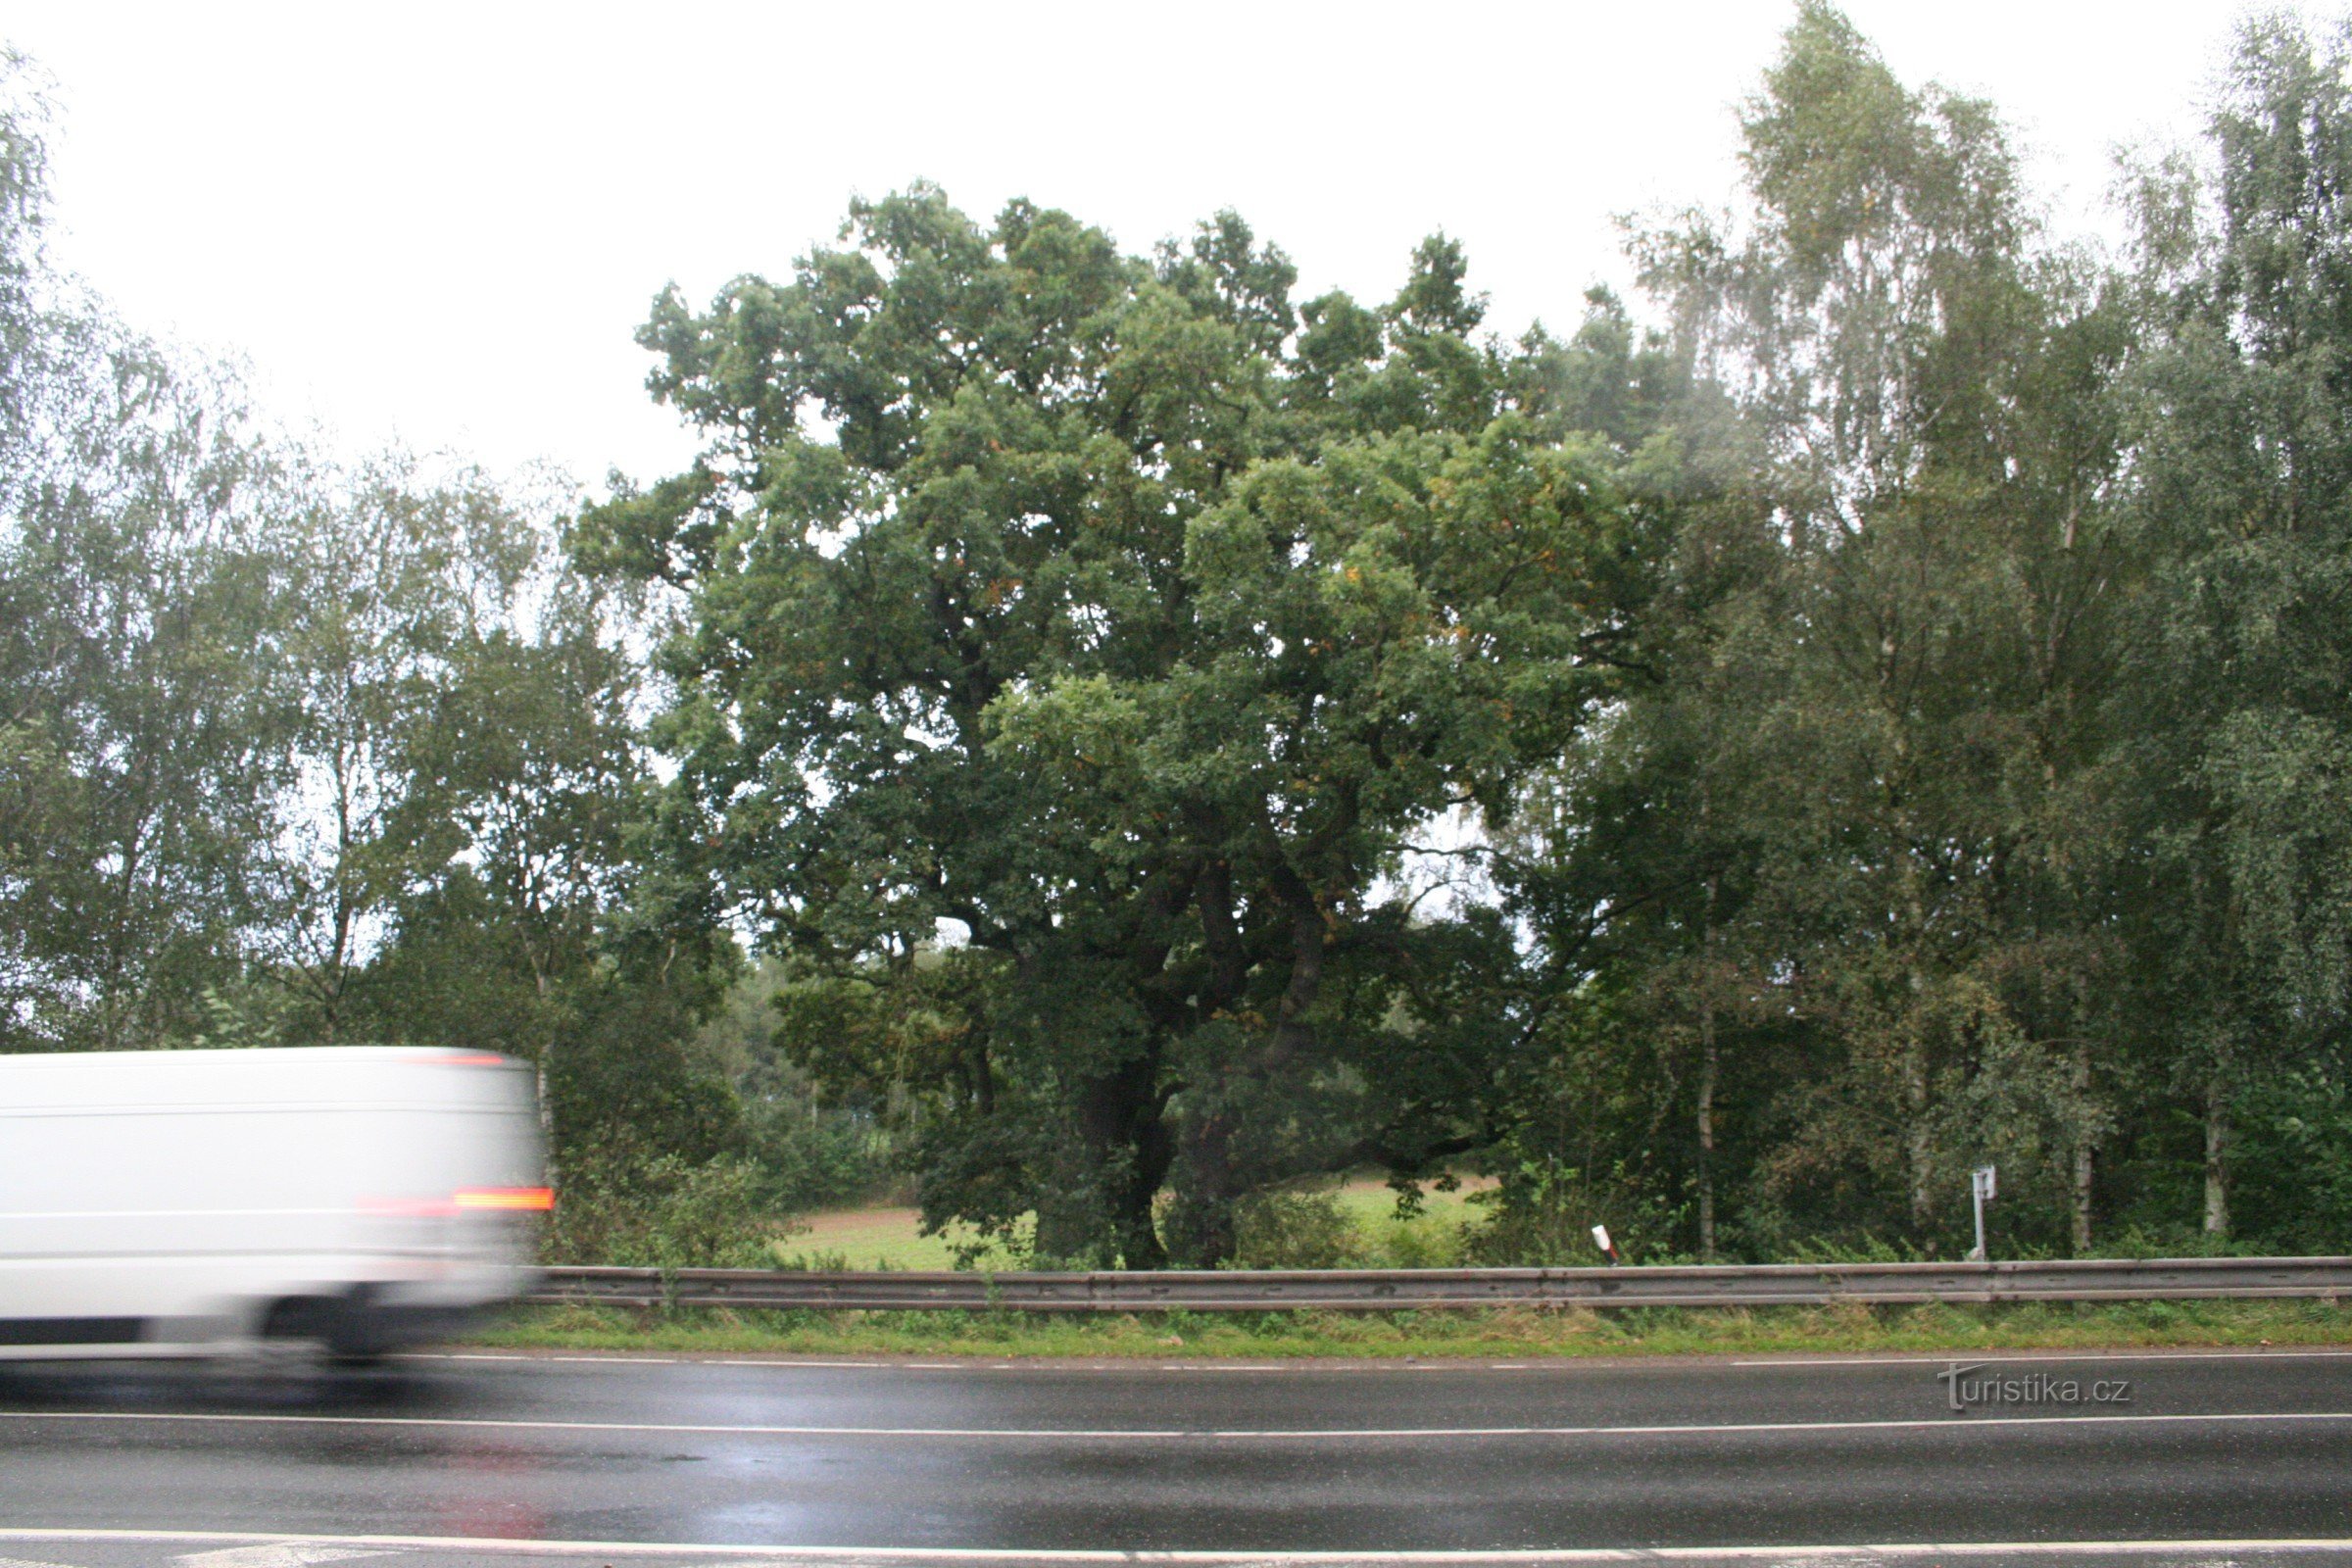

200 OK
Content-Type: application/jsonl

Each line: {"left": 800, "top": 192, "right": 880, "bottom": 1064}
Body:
{"left": 696, "top": 956, "right": 900, "bottom": 1211}
{"left": 2112, "top": 11, "right": 2352, "bottom": 1241}
{"left": 542, "top": 1141, "right": 785, "bottom": 1271}
{"left": 588, "top": 182, "right": 1660, "bottom": 1269}
{"left": 576, "top": 7, "right": 2352, "bottom": 1266}
{"left": 1366, "top": 1210, "right": 1468, "bottom": 1269}
{"left": 1479, "top": 0, "right": 2149, "bottom": 1264}
{"left": 0, "top": 239, "right": 285, "bottom": 1049}
{"left": 0, "top": 63, "right": 754, "bottom": 1258}
{"left": 1433, "top": 4, "right": 2352, "bottom": 1267}
{"left": 2228, "top": 1067, "right": 2352, "bottom": 1251}
{"left": 482, "top": 1297, "right": 2352, "bottom": 1360}
{"left": 1230, "top": 1190, "right": 1366, "bottom": 1270}
{"left": 13, "top": 10, "right": 2352, "bottom": 1272}
{"left": 744, "top": 1098, "right": 894, "bottom": 1213}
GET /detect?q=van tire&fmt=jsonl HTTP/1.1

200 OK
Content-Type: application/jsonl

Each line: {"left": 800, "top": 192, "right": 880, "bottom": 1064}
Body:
{"left": 259, "top": 1295, "right": 337, "bottom": 1347}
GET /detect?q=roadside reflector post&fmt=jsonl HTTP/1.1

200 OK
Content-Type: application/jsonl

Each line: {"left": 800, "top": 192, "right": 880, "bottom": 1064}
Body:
{"left": 1591, "top": 1223, "right": 1621, "bottom": 1266}
{"left": 1968, "top": 1165, "right": 1997, "bottom": 1262}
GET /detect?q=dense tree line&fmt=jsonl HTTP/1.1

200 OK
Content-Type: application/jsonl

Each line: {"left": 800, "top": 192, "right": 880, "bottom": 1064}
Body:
{"left": 0, "top": 55, "right": 761, "bottom": 1250}
{"left": 10, "top": 10, "right": 2352, "bottom": 1265}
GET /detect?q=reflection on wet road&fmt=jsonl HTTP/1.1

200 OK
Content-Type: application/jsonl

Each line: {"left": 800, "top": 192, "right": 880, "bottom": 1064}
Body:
{"left": 1, "top": 1348, "right": 2349, "bottom": 1563}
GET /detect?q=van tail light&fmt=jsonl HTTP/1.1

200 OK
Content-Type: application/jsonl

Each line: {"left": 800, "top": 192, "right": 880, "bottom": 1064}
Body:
{"left": 454, "top": 1187, "right": 555, "bottom": 1211}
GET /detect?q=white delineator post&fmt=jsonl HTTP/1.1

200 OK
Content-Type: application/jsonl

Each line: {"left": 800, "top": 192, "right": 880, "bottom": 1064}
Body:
{"left": 1969, "top": 1164, "right": 1997, "bottom": 1261}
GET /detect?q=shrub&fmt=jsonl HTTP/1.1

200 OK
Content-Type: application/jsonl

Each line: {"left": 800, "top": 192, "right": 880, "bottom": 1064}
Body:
{"left": 545, "top": 1141, "right": 792, "bottom": 1270}
{"left": 745, "top": 1097, "right": 896, "bottom": 1211}
{"left": 1367, "top": 1211, "right": 1469, "bottom": 1268}
{"left": 1230, "top": 1189, "right": 1368, "bottom": 1269}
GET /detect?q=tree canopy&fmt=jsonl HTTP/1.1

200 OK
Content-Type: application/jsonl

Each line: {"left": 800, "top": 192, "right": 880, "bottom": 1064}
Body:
{"left": 13, "top": 8, "right": 2352, "bottom": 1266}
{"left": 577, "top": 191, "right": 1665, "bottom": 1263}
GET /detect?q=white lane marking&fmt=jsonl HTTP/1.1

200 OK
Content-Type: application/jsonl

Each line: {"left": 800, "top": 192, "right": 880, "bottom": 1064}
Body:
{"left": 413, "top": 1353, "right": 895, "bottom": 1368}
{"left": 426, "top": 1352, "right": 678, "bottom": 1365}
{"left": 178, "top": 1546, "right": 389, "bottom": 1567}
{"left": 0, "top": 1555, "right": 84, "bottom": 1568}
{"left": 7, "top": 1527, "right": 2352, "bottom": 1562}
{"left": 412, "top": 1352, "right": 1379, "bottom": 1373}
{"left": 1733, "top": 1348, "right": 2352, "bottom": 1367}
{"left": 7, "top": 1407, "right": 2352, "bottom": 1442}
{"left": 408, "top": 1346, "right": 2352, "bottom": 1374}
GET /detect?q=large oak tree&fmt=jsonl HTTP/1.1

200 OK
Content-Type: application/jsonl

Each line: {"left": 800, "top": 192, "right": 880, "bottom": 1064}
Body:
{"left": 582, "top": 191, "right": 1655, "bottom": 1263}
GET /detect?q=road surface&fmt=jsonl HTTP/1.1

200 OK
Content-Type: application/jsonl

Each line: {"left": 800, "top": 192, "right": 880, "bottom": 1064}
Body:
{"left": 0, "top": 1345, "right": 2348, "bottom": 1565}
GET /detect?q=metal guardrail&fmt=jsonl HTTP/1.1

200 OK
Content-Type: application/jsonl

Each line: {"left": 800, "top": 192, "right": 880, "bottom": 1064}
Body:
{"left": 523, "top": 1255, "right": 2352, "bottom": 1312}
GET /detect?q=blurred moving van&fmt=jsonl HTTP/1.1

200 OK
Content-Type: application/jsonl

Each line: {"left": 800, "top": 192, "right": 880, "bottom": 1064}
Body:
{"left": 0, "top": 1046, "right": 548, "bottom": 1361}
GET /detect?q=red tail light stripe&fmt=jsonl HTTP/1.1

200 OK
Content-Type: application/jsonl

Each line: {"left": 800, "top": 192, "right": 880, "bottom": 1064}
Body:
{"left": 453, "top": 1187, "right": 555, "bottom": 1211}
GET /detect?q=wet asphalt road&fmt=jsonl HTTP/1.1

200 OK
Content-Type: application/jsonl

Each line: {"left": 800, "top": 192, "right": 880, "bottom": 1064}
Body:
{"left": 0, "top": 1347, "right": 2348, "bottom": 1565}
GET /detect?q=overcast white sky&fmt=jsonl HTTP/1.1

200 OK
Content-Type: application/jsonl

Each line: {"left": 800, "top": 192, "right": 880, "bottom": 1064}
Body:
{"left": 0, "top": 2, "right": 2313, "bottom": 492}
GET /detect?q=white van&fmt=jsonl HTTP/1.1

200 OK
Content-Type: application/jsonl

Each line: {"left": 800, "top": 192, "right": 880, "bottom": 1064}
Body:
{"left": 0, "top": 1046, "right": 547, "bottom": 1361}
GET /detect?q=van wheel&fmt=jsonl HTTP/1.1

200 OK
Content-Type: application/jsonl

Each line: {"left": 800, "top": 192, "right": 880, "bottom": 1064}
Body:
{"left": 260, "top": 1290, "right": 388, "bottom": 1366}
{"left": 260, "top": 1296, "right": 336, "bottom": 1346}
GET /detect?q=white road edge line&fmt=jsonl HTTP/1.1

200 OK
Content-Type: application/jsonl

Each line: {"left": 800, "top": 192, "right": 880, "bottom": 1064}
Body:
{"left": 1732, "top": 1349, "right": 2352, "bottom": 1367}
{"left": 5, "top": 1527, "right": 2352, "bottom": 1561}
{"left": 7, "top": 1408, "right": 2352, "bottom": 1441}
{"left": 404, "top": 1348, "right": 2352, "bottom": 1373}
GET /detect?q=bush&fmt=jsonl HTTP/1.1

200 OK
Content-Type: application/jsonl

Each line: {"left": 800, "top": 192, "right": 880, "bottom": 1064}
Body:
{"left": 1459, "top": 1171, "right": 1683, "bottom": 1266}
{"left": 1230, "top": 1190, "right": 1368, "bottom": 1269}
{"left": 544, "top": 1141, "right": 792, "bottom": 1270}
{"left": 745, "top": 1097, "right": 896, "bottom": 1211}
{"left": 1366, "top": 1210, "right": 1470, "bottom": 1268}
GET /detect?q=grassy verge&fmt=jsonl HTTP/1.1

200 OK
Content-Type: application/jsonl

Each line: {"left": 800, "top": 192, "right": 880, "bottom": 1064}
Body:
{"left": 475, "top": 1297, "right": 2352, "bottom": 1360}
